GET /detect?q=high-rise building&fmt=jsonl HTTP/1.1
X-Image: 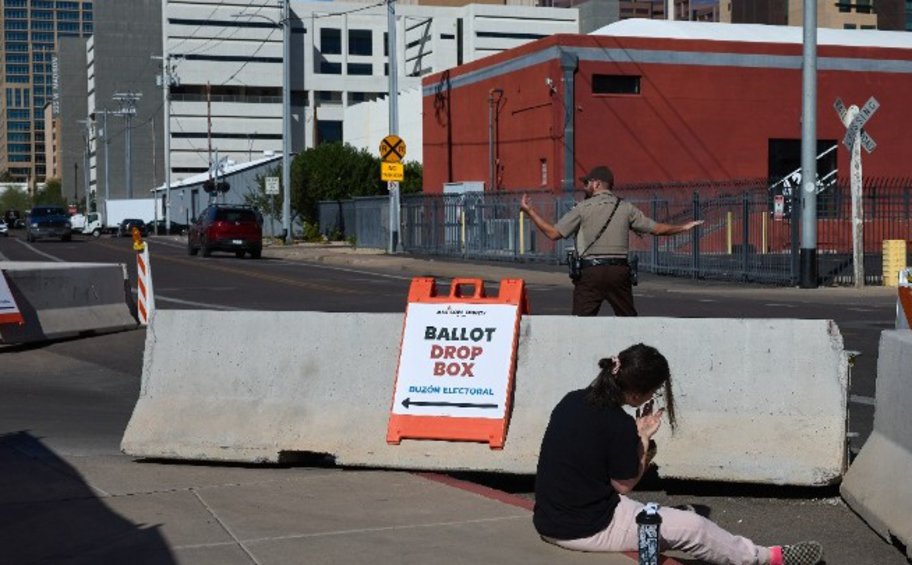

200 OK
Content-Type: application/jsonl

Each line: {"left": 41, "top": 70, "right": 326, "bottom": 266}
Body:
{"left": 0, "top": 0, "right": 93, "bottom": 183}
{"left": 724, "top": 0, "right": 888, "bottom": 30}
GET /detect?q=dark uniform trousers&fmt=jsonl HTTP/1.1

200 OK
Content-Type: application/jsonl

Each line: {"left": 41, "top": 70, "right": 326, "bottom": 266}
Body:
{"left": 572, "top": 264, "right": 637, "bottom": 317}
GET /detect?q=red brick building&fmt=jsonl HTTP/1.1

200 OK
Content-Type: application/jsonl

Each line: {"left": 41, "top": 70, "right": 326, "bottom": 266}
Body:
{"left": 421, "top": 20, "right": 912, "bottom": 194}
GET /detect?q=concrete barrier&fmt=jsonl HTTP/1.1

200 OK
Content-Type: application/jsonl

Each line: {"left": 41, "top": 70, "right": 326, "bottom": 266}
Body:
{"left": 122, "top": 311, "right": 848, "bottom": 485}
{"left": 0, "top": 262, "right": 137, "bottom": 345}
{"left": 841, "top": 330, "right": 912, "bottom": 559}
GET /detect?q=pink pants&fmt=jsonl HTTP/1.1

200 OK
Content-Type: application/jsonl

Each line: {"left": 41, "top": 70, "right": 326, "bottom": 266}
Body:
{"left": 542, "top": 495, "right": 772, "bottom": 565}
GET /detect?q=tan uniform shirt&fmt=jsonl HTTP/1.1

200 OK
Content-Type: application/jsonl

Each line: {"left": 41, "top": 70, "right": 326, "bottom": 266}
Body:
{"left": 555, "top": 192, "right": 656, "bottom": 258}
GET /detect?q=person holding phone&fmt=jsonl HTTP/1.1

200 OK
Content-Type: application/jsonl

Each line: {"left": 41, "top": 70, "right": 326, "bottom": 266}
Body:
{"left": 533, "top": 343, "right": 824, "bottom": 565}
{"left": 519, "top": 165, "right": 703, "bottom": 316}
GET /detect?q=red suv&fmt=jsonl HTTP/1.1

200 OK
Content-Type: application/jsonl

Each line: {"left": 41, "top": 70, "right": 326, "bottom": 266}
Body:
{"left": 188, "top": 204, "right": 262, "bottom": 259}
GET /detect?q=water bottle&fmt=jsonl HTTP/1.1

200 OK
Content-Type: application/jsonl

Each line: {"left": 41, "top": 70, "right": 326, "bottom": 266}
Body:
{"left": 636, "top": 502, "right": 662, "bottom": 565}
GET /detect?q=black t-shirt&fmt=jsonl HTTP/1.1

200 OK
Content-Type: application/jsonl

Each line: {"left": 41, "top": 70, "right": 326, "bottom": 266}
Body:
{"left": 533, "top": 388, "right": 640, "bottom": 540}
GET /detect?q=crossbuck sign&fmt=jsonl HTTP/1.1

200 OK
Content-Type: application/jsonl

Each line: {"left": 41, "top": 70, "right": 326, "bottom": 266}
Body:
{"left": 834, "top": 96, "right": 879, "bottom": 288}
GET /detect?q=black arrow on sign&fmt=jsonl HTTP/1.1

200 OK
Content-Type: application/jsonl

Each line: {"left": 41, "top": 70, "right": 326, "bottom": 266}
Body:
{"left": 401, "top": 397, "right": 498, "bottom": 410}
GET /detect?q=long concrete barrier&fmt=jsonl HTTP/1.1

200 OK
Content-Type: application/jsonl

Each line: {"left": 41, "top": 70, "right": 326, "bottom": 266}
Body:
{"left": 122, "top": 311, "right": 848, "bottom": 485}
{"left": 841, "top": 330, "right": 912, "bottom": 559}
{"left": 0, "top": 261, "right": 137, "bottom": 345}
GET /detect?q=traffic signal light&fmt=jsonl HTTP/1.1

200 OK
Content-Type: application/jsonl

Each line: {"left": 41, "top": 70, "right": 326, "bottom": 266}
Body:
{"left": 203, "top": 180, "right": 229, "bottom": 193}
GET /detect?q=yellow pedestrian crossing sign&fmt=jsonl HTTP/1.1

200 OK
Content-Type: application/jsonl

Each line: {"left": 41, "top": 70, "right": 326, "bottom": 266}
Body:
{"left": 380, "top": 135, "right": 406, "bottom": 163}
{"left": 381, "top": 162, "right": 404, "bottom": 182}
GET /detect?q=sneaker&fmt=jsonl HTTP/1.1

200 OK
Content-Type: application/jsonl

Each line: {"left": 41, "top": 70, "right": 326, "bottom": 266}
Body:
{"left": 772, "top": 541, "right": 823, "bottom": 565}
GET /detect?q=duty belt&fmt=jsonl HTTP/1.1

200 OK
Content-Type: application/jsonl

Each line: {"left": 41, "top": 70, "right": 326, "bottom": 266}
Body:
{"left": 580, "top": 257, "right": 628, "bottom": 268}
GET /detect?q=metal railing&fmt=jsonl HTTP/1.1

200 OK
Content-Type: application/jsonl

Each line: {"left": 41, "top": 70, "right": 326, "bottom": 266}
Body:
{"left": 317, "top": 178, "right": 912, "bottom": 286}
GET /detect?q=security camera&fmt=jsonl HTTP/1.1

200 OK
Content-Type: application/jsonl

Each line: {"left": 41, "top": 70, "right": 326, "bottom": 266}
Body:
{"left": 545, "top": 77, "right": 554, "bottom": 87}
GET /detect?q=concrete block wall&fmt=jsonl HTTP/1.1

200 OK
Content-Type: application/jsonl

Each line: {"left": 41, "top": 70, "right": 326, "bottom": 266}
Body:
{"left": 0, "top": 262, "right": 137, "bottom": 344}
{"left": 122, "top": 311, "right": 848, "bottom": 485}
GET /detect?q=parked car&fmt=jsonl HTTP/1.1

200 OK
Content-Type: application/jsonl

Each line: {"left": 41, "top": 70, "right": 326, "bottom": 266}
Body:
{"left": 4, "top": 210, "right": 21, "bottom": 227}
{"left": 26, "top": 206, "right": 72, "bottom": 242}
{"left": 146, "top": 219, "right": 188, "bottom": 235}
{"left": 188, "top": 204, "right": 262, "bottom": 259}
{"left": 117, "top": 218, "right": 147, "bottom": 237}
{"left": 0, "top": 219, "right": 8, "bottom": 237}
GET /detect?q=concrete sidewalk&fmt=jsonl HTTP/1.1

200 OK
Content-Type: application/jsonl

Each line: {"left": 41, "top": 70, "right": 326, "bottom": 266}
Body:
{"left": 259, "top": 240, "right": 897, "bottom": 301}
{"left": 6, "top": 447, "right": 642, "bottom": 565}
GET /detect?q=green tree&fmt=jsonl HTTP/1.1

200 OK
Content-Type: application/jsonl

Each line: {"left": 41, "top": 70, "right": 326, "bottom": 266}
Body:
{"left": 401, "top": 161, "right": 423, "bottom": 194}
{"left": 0, "top": 170, "right": 14, "bottom": 182}
{"left": 290, "top": 143, "right": 425, "bottom": 224}
{"left": 0, "top": 185, "right": 30, "bottom": 214}
{"left": 243, "top": 166, "right": 284, "bottom": 235}
{"left": 33, "top": 179, "right": 67, "bottom": 207}
{"left": 291, "top": 142, "right": 384, "bottom": 223}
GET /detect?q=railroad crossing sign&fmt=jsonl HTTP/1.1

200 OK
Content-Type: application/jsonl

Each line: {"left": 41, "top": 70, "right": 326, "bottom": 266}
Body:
{"left": 834, "top": 97, "right": 878, "bottom": 154}
{"left": 379, "top": 134, "right": 406, "bottom": 163}
{"left": 834, "top": 96, "right": 879, "bottom": 289}
{"left": 381, "top": 162, "right": 404, "bottom": 182}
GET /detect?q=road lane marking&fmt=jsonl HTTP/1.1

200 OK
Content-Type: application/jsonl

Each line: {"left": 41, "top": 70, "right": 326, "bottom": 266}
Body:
{"left": 14, "top": 238, "right": 65, "bottom": 261}
{"left": 95, "top": 240, "right": 365, "bottom": 295}
{"left": 132, "top": 291, "right": 242, "bottom": 311}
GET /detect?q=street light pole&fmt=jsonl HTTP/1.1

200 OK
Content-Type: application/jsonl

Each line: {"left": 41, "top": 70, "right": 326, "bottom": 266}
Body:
{"left": 387, "top": 0, "right": 399, "bottom": 253}
{"left": 799, "top": 0, "right": 818, "bottom": 288}
{"left": 282, "top": 0, "right": 292, "bottom": 245}
{"left": 231, "top": 2, "right": 291, "bottom": 243}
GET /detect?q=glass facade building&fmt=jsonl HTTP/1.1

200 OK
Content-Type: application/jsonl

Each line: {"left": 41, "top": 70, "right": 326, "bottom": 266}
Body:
{"left": 0, "top": 0, "right": 92, "bottom": 181}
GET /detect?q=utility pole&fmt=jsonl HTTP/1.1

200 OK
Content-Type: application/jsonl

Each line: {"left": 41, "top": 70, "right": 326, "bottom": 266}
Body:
{"left": 282, "top": 0, "right": 292, "bottom": 245}
{"left": 90, "top": 109, "right": 112, "bottom": 210}
{"left": 113, "top": 91, "right": 142, "bottom": 198}
{"left": 77, "top": 118, "right": 92, "bottom": 211}
{"left": 387, "top": 0, "right": 400, "bottom": 253}
{"left": 155, "top": 52, "right": 180, "bottom": 234}
{"left": 233, "top": 2, "right": 291, "bottom": 243}
{"left": 799, "top": 0, "right": 818, "bottom": 288}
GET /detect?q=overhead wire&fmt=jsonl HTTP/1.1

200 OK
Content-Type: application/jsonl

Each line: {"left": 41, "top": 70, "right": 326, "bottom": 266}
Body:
{"left": 167, "top": 0, "right": 228, "bottom": 52}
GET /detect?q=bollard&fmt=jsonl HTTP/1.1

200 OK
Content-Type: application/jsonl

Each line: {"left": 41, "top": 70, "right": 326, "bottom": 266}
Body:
{"left": 133, "top": 227, "right": 155, "bottom": 326}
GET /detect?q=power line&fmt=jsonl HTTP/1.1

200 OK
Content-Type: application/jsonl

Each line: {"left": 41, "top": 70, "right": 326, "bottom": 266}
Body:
{"left": 171, "top": 116, "right": 212, "bottom": 165}
{"left": 167, "top": 0, "right": 229, "bottom": 52}
{"left": 220, "top": 25, "right": 280, "bottom": 86}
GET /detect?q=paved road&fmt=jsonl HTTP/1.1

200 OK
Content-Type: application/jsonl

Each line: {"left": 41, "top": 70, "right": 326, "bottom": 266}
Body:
{"left": 1, "top": 231, "right": 906, "bottom": 564}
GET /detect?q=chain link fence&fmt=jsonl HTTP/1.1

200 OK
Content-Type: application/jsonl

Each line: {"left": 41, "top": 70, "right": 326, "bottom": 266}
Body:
{"left": 317, "top": 177, "right": 912, "bottom": 286}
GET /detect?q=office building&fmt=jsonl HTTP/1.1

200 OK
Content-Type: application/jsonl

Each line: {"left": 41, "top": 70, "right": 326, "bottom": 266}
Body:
{"left": 421, "top": 19, "right": 912, "bottom": 192}
{"left": 0, "top": 0, "right": 93, "bottom": 183}
{"left": 722, "top": 0, "right": 887, "bottom": 30}
{"left": 162, "top": 0, "right": 578, "bottom": 185}
{"left": 85, "top": 0, "right": 163, "bottom": 207}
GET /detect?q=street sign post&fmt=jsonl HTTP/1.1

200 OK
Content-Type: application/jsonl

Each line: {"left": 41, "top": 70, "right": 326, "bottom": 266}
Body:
{"left": 834, "top": 96, "right": 879, "bottom": 289}
{"left": 380, "top": 135, "right": 406, "bottom": 253}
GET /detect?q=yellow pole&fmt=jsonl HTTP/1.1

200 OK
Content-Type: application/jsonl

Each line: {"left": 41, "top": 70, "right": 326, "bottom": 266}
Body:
{"left": 761, "top": 213, "right": 768, "bottom": 254}
{"left": 726, "top": 211, "right": 733, "bottom": 254}
{"left": 460, "top": 209, "right": 466, "bottom": 252}
{"left": 519, "top": 210, "right": 525, "bottom": 256}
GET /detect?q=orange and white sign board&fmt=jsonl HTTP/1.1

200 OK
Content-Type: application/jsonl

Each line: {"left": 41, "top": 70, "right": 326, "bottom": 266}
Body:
{"left": 898, "top": 268, "right": 912, "bottom": 330}
{"left": 387, "top": 277, "right": 528, "bottom": 449}
{"left": 0, "top": 270, "right": 24, "bottom": 326}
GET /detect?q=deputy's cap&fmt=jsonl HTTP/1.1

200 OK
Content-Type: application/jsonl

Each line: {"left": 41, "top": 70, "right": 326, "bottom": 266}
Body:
{"left": 580, "top": 165, "right": 614, "bottom": 185}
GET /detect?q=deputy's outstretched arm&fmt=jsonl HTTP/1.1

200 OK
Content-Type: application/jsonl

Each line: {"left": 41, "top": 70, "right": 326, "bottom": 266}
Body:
{"left": 651, "top": 219, "right": 704, "bottom": 236}
{"left": 519, "top": 193, "right": 562, "bottom": 241}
